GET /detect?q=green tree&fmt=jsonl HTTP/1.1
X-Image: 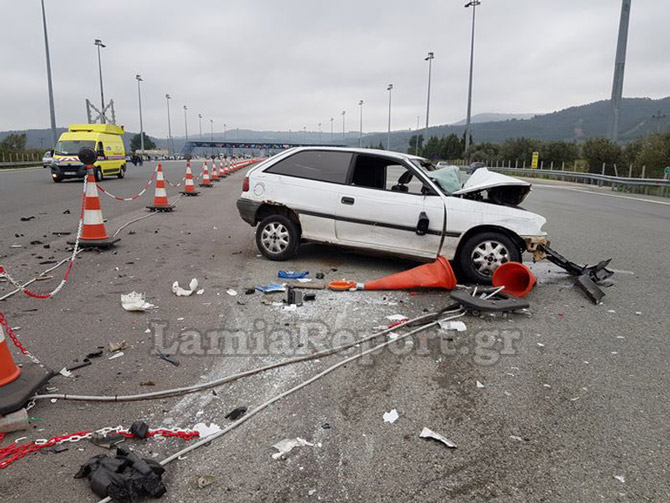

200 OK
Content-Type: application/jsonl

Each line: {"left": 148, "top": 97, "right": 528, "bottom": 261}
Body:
{"left": 469, "top": 142, "right": 502, "bottom": 163}
{"left": 422, "top": 136, "right": 442, "bottom": 159}
{"left": 441, "top": 133, "right": 463, "bottom": 160}
{"left": 500, "top": 137, "right": 541, "bottom": 165}
{"left": 582, "top": 138, "right": 623, "bottom": 174}
{"left": 130, "top": 132, "right": 157, "bottom": 152}
{"left": 407, "top": 134, "right": 424, "bottom": 155}
{"left": 634, "top": 132, "right": 670, "bottom": 178}
{"left": 0, "top": 133, "right": 27, "bottom": 152}
{"left": 376, "top": 142, "right": 385, "bottom": 150}
{"left": 541, "top": 141, "right": 580, "bottom": 166}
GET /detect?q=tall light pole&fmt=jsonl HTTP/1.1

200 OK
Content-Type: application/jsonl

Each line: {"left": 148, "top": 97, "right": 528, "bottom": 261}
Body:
{"left": 358, "top": 100, "right": 364, "bottom": 148}
{"left": 464, "top": 1, "right": 480, "bottom": 154}
{"left": 609, "top": 0, "right": 632, "bottom": 142}
{"left": 210, "top": 119, "right": 214, "bottom": 156}
{"left": 387, "top": 84, "right": 393, "bottom": 150}
{"left": 424, "top": 51, "right": 434, "bottom": 144}
{"left": 165, "top": 94, "right": 173, "bottom": 156}
{"left": 40, "top": 0, "right": 57, "bottom": 148}
{"left": 303, "top": 126, "right": 307, "bottom": 144}
{"left": 330, "top": 118, "right": 334, "bottom": 143}
{"left": 94, "top": 39, "right": 107, "bottom": 123}
{"left": 341, "top": 110, "right": 346, "bottom": 143}
{"left": 416, "top": 115, "right": 420, "bottom": 155}
{"left": 183, "top": 105, "right": 189, "bottom": 142}
{"left": 224, "top": 123, "right": 227, "bottom": 141}
{"left": 318, "top": 122, "right": 322, "bottom": 144}
{"left": 135, "top": 75, "right": 144, "bottom": 152}
{"left": 198, "top": 114, "right": 203, "bottom": 138}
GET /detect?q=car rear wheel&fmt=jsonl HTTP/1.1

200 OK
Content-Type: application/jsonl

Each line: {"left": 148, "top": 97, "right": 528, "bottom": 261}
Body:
{"left": 94, "top": 167, "right": 104, "bottom": 182}
{"left": 117, "top": 165, "right": 126, "bottom": 179}
{"left": 256, "top": 214, "right": 300, "bottom": 261}
{"left": 457, "top": 231, "right": 521, "bottom": 284}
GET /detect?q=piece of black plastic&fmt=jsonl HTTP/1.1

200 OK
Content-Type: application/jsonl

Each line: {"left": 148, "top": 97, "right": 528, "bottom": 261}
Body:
{"left": 155, "top": 349, "right": 180, "bottom": 367}
{"left": 224, "top": 407, "right": 247, "bottom": 421}
{"left": 129, "top": 421, "right": 150, "bottom": 439}
{"left": 575, "top": 274, "right": 605, "bottom": 304}
{"left": 450, "top": 290, "right": 530, "bottom": 313}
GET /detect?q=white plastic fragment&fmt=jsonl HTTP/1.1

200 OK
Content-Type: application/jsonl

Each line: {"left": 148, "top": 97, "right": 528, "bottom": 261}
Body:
{"left": 193, "top": 422, "right": 221, "bottom": 438}
{"left": 271, "top": 437, "right": 314, "bottom": 459}
{"left": 476, "top": 380, "right": 485, "bottom": 388}
{"left": 509, "top": 435, "right": 524, "bottom": 442}
{"left": 108, "top": 352, "right": 124, "bottom": 360}
{"left": 419, "top": 427, "right": 457, "bottom": 448}
{"left": 226, "top": 289, "right": 237, "bottom": 296}
{"left": 283, "top": 304, "right": 297, "bottom": 311}
{"left": 172, "top": 278, "right": 199, "bottom": 297}
{"left": 196, "top": 289, "right": 205, "bottom": 295}
{"left": 58, "top": 367, "right": 72, "bottom": 377}
{"left": 614, "top": 475, "right": 625, "bottom": 483}
{"left": 383, "top": 409, "right": 399, "bottom": 424}
{"left": 438, "top": 320, "right": 467, "bottom": 332}
{"left": 121, "top": 292, "right": 155, "bottom": 312}
{"left": 386, "top": 314, "right": 408, "bottom": 322}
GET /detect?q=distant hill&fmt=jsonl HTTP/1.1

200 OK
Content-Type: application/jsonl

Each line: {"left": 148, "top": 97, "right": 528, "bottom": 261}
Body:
{"left": 3, "top": 97, "right": 669, "bottom": 152}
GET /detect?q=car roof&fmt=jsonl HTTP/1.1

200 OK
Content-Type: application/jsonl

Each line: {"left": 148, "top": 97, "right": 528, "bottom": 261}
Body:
{"left": 286, "top": 146, "right": 427, "bottom": 163}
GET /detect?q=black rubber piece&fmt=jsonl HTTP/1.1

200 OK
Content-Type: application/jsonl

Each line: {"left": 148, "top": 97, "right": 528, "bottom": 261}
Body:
{"left": 68, "top": 238, "right": 120, "bottom": 249}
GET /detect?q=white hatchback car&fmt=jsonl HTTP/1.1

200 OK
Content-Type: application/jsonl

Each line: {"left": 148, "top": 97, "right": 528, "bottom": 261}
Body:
{"left": 237, "top": 147, "right": 548, "bottom": 283}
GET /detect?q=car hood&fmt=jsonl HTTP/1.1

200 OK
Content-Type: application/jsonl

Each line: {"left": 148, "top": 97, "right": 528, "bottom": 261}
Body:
{"left": 452, "top": 168, "right": 531, "bottom": 206}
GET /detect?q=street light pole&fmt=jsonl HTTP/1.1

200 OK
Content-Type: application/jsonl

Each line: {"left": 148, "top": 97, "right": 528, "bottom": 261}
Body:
{"left": 303, "top": 126, "right": 307, "bottom": 144}
{"left": 135, "top": 75, "right": 144, "bottom": 152}
{"left": 387, "top": 84, "right": 393, "bottom": 150}
{"left": 224, "top": 123, "right": 227, "bottom": 141}
{"left": 609, "top": 0, "right": 632, "bottom": 142}
{"left": 94, "top": 39, "right": 106, "bottom": 123}
{"left": 210, "top": 119, "right": 214, "bottom": 157}
{"left": 464, "top": 1, "right": 481, "bottom": 154}
{"left": 424, "top": 51, "right": 434, "bottom": 145}
{"left": 198, "top": 114, "right": 203, "bottom": 138}
{"left": 416, "top": 115, "right": 420, "bottom": 155}
{"left": 318, "top": 122, "right": 322, "bottom": 144}
{"left": 341, "top": 110, "right": 346, "bottom": 143}
{"left": 330, "top": 118, "right": 334, "bottom": 143}
{"left": 183, "top": 105, "right": 189, "bottom": 142}
{"left": 165, "top": 94, "right": 172, "bottom": 156}
{"left": 358, "top": 100, "right": 364, "bottom": 148}
{"left": 40, "top": 0, "right": 57, "bottom": 148}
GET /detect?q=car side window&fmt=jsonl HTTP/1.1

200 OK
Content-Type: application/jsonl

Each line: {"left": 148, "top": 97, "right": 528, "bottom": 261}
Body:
{"left": 350, "top": 154, "right": 426, "bottom": 195}
{"left": 264, "top": 151, "right": 352, "bottom": 183}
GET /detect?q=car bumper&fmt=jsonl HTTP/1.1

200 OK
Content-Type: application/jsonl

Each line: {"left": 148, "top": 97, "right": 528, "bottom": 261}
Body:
{"left": 237, "top": 198, "right": 261, "bottom": 226}
{"left": 523, "top": 235, "right": 550, "bottom": 261}
{"left": 51, "top": 164, "right": 86, "bottom": 178}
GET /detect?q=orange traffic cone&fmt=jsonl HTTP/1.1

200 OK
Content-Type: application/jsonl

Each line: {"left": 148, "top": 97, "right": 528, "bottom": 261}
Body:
{"left": 180, "top": 160, "right": 200, "bottom": 196}
{"left": 328, "top": 256, "right": 457, "bottom": 291}
{"left": 210, "top": 161, "right": 220, "bottom": 182}
{"left": 492, "top": 262, "right": 536, "bottom": 297}
{"left": 0, "top": 314, "right": 53, "bottom": 416}
{"left": 75, "top": 159, "right": 119, "bottom": 249}
{"left": 199, "top": 161, "right": 213, "bottom": 187}
{"left": 218, "top": 160, "right": 227, "bottom": 178}
{"left": 146, "top": 163, "right": 174, "bottom": 211}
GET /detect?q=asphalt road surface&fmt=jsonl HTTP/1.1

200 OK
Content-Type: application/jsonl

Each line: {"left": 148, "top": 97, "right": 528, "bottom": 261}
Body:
{"left": 0, "top": 163, "right": 668, "bottom": 502}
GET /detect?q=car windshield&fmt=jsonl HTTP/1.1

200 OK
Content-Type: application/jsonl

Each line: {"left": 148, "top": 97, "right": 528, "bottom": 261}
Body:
{"left": 410, "top": 158, "right": 463, "bottom": 195}
{"left": 55, "top": 140, "right": 95, "bottom": 156}
{"left": 410, "top": 158, "right": 439, "bottom": 172}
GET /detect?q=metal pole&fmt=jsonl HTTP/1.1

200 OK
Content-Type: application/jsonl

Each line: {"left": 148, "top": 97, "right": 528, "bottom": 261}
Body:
{"left": 94, "top": 39, "right": 106, "bottom": 124}
{"left": 416, "top": 115, "right": 420, "bottom": 155}
{"left": 341, "top": 111, "right": 346, "bottom": 143}
{"left": 40, "top": 0, "right": 57, "bottom": 148}
{"left": 652, "top": 110, "right": 666, "bottom": 133}
{"left": 210, "top": 119, "right": 214, "bottom": 157}
{"left": 165, "top": 94, "right": 172, "bottom": 157}
{"left": 198, "top": 114, "right": 203, "bottom": 138}
{"left": 224, "top": 123, "right": 227, "bottom": 142}
{"left": 318, "top": 122, "right": 322, "bottom": 144}
{"left": 464, "top": 1, "right": 480, "bottom": 154}
{"left": 358, "top": 100, "right": 364, "bottom": 148}
{"left": 609, "top": 0, "right": 632, "bottom": 142}
{"left": 387, "top": 84, "right": 393, "bottom": 150}
{"left": 424, "top": 52, "right": 434, "bottom": 144}
{"left": 183, "top": 105, "right": 188, "bottom": 141}
{"left": 136, "top": 75, "right": 144, "bottom": 152}
{"left": 330, "top": 118, "right": 334, "bottom": 143}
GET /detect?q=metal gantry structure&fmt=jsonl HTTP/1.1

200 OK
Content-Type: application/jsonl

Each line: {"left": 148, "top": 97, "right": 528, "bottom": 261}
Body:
{"left": 609, "top": 0, "right": 633, "bottom": 142}
{"left": 40, "top": 0, "right": 57, "bottom": 148}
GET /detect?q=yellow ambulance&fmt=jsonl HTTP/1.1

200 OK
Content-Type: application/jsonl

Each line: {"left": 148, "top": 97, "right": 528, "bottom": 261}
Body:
{"left": 51, "top": 124, "right": 127, "bottom": 183}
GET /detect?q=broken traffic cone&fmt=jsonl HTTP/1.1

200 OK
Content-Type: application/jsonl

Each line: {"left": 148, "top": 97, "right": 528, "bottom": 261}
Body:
{"left": 492, "top": 262, "right": 536, "bottom": 297}
{"left": 179, "top": 161, "right": 200, "bottom": 196}
{"left": 146, "top": 163, "right": 175, "bottom": 212}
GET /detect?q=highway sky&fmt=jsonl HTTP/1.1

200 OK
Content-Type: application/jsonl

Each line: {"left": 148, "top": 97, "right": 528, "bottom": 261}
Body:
{"left": 0, "top": 0, "right": 667, "bottom": 137}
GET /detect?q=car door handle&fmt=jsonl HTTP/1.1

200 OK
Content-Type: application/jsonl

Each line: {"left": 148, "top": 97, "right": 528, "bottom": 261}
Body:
{"left": 341, "top": 196, "right": 355, "bottom": 205}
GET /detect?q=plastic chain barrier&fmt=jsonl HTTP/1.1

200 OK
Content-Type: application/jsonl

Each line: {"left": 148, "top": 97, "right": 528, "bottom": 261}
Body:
{"left": 0, "top": 176, "right": 86, "bottom": 299}
{"left": 0, "top": 426, "right": 199, "bottom": 469}
{"left": 0, "top": 311, "right": 41, "bottom": 365}
{"left": 96, "top": 166, "right": 157, "bottom": 201}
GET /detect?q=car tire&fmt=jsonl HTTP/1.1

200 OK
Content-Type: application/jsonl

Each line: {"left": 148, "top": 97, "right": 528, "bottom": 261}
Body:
{"left": 117, "top": 165, "right": 126, "bottom": 179}
{"left": 456, "top": 231, "right": 521, "bottom": 284}
{"left": 94, "top": 167, "right": 104, "bottom": 182}
{"left": 52, "top": 174, "right": 63, "bottom": 183}
{"left": 256, "top": 214, "right": 300, "bottom": 261}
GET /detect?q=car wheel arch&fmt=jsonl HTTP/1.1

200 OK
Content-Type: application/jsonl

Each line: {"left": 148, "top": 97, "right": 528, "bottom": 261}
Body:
{"left": 454, "top": 225, "right": 525, "bottom": 260}
{"left": 255, "top": 203, "right": 302, "bottom": 233}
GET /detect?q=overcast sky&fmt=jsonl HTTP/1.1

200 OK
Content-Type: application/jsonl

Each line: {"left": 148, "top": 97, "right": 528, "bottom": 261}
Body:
{"left": 0, "top": 0, "right": 667, "bottom": 138}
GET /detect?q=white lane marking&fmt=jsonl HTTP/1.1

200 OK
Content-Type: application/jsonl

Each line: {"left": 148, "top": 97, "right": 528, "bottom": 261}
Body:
{"left": 533, "top": 184, "right": 670, "bottom": 206}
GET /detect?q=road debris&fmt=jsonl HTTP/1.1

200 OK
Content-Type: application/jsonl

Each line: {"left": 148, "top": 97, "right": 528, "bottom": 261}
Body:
{"left": 74, "top": 447, "right": 167, "bottom": 502}
{"left": 226, "top": 289, "right": 237, "bottom": 296}
{"left": 155, "top": 349, "right": 180, "bottom": 367}
{"left": 121, "top": 292, "right": 155, "bottom": 312}
{"left": 90, "top": 432, "right": 126, "bottom": 449}
{"left": 20, "top": 216, "right": 36, "bottom": 222}
{"left": 192, "top": 423, "right": 221, "bottom": 438}
{"left": 196, "top": 475, "right": 215, "bottom": 489}
{"left": 278, "top": 270, "right": 309, "bottom": 279}
{"left": 172, "top": 278, "right": 199, "bottom": 297}
{"left": 108, "top": 341, "right": 127, "bottom": 352}
{"left": 271, "top": 437, "right": 314, "bottom": 459}
{"left": 419, "top": 427, "right": 457, "bottom": 448}
{"left": 108, "top": 352, "right": 124, "bottom": 360}
{"left": 438, "top": 320, "right": 467, "bottom": 332}
{"left": 383, "top": 409, "right": 399, "bottom": 424}
{"left": 614, "top": 475, "right": 625, "bottom": 483}
{"left": 59, "top": 367, "right": 73, "bottom": 377}
{"left": 476, "top": 380, "right": 485, "bottom": 388}
{"left": 255, "top": 283, "right": 286, "bottom": 293}
{"left": 224, "top": 407, "right": 247, "bottom": 421}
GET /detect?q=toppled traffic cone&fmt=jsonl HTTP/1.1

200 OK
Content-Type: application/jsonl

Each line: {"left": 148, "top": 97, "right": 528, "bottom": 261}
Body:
{"left": 492, "top": 262, "right": 536, "bottom": 297}
{"left": 74, "top": 148, "right": 119, "bottom": 249}
{"left": 0, "top": 313, "right": 53, "bottom": 416}
{"left": 179, "top": 161, "right": 200, "bottom": 196}
{"left": 328, "top": 256, "right": 457, "bottom": 291}
{"left": 199, "top": 161, "right": 213, "bottom": 187}
{"left": 146, "top": 164, "right": 174, "bottom": 212}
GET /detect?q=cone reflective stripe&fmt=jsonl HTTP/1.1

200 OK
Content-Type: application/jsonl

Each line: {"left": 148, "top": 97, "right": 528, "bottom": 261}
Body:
{"left": 199, "top": 161, "right": 212, "bottom": 187}
{"left": 0, "top": 324, "right": 21, "bottom": 387}
{"left": 76, "top": 168, "right": 118, "bottom": 248}
{"left": 219, "top": 161, "right": 227, "bottom": 177}
{"left": 210, "top": 162, "right": 220, "bottom": 181}
{"left": 180, "top": 161, "right": 200, "bottom": 196}
{"left": 147, "top": 164, "right": 174, "bottom": 211}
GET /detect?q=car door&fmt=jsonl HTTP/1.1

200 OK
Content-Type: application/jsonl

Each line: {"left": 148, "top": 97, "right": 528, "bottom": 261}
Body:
{"left": 335, "top": 154, "right": 445, "bottom": 259}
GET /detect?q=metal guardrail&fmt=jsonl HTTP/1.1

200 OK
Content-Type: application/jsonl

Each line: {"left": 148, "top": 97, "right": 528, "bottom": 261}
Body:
{"left": 459, "top": 165, "right": 670, "bottom": 197}
{"left": 0, "top": 161, "right": 42, "bottom": 168}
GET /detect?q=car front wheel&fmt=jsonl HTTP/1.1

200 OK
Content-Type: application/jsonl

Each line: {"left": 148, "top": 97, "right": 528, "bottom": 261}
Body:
{"left": 255, "top": 214, "right": 300, "bottom": 261}
{"left": 457, "top": 231, "right": 521, "bottom": 284}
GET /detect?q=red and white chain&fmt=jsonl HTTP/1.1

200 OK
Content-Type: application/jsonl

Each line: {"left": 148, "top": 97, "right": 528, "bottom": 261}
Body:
{"left": 0, "top": 176, "right": 86, "bottom": 299}
{"left": 0, "top": 425, "right": 199, "bottom": 469}
{"left": 0, "top": 311, "right": 41, "bottom": 365}
{"left": 96, "top": 167, "right": 157, "bottom": 201}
